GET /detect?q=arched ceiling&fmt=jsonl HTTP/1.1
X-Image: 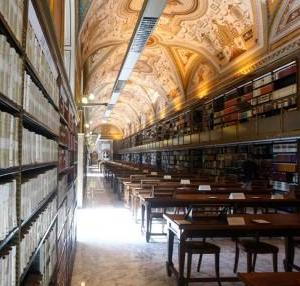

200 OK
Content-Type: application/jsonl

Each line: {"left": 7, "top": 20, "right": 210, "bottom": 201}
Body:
{"left": 79, "top": 0, "right": 300, "bottom": 138}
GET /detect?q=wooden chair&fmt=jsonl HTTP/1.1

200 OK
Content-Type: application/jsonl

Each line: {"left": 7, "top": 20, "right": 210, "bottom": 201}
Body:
{"left": 233, "top": 238, "right": 278, "bottom": 273}
{"left": 186, "top": 238, "right": 222, "bottom": 286}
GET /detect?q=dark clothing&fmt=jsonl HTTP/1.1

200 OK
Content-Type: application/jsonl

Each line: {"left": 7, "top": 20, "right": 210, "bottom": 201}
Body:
{"left": 242, "top": 159, "right": 257, "bottom": 182}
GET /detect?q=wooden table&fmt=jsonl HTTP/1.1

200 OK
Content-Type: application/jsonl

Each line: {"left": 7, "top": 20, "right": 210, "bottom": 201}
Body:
{"left": 164, "top": 213, "right": 300, "bottom": 286}
{"left": 239, "top": 272, "right": 300, "bottom": 286}
{"left": 141, "top": 193, "right": 300, "bottom": 242}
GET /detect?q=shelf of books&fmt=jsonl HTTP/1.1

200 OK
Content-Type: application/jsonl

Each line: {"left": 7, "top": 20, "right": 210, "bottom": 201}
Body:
{"left": 272, "top": 141, "right": 298, "bottom": 192}
{"left": 0, "top": 1, "right": 78, "bottom": 285}
{"left": 121, "top": 141, "right": 297, "bottom": 194}
{"left": 118, "top": 59, "right": 299, "bottom": 153}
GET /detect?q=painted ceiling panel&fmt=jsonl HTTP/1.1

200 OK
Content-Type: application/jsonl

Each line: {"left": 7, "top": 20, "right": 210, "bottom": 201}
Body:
{"left": 79, "top": 0, "right": 300, "bottom": 138}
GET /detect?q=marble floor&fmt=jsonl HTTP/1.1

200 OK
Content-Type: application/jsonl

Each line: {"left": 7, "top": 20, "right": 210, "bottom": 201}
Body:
{"left": 71, "top": 167, "right": 294, "bottom": 286}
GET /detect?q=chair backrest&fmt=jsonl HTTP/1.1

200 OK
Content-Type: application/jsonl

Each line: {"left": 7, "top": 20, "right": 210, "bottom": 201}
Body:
{"left": 140, "top": 179, "right": 161, "bottom": 188}
{"left": 130, "top": 174, "right": 147, "bottom": 183}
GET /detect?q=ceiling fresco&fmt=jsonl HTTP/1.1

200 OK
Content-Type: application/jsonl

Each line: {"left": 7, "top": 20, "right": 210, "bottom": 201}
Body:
{"left": 79, "top": 0, "right": 300, "bottom": 138}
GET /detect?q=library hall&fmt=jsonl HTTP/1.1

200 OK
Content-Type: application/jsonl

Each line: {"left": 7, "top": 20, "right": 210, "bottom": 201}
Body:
{"left": 2, "top": 0, "right": 300, "bottom": 285}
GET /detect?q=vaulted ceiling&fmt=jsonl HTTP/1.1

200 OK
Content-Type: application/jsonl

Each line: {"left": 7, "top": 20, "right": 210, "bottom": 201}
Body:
{"left": 79, "top": 0, "right": 300, "bottom": 138}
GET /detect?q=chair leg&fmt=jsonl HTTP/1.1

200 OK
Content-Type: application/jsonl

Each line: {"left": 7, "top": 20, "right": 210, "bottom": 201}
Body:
{"left": 252, "top": 253, "right": 257, "bottom": 272}
{"left": 186, "top": 253, "right": 192, "bottom": 285}
{"left": 215, "top": 252, "right": 222, "bottom": 286}
{"left": 197, "top": 254, "right": 203, "bottom": 272}
{"left": 233, "top": 244, "right": 239, "bottom": 273}
{"left": 247, "top": 253, "right": 252, "bottom": 272}
{"left": 273, "top": 253, "right": 278, "bottom": 272}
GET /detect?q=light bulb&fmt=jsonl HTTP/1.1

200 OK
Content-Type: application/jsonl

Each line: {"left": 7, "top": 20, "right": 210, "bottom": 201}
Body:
{"left": 88, "top": 93, "right": 95, "bottom": 100}
{"left": 82, "top": 97, "right": 88, "bottom": 104}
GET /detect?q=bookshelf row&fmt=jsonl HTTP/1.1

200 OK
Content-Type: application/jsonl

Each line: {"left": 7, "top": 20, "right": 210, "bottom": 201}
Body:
{"left": 120, "top": 140, "right": 299, "bottom": 193}
{"left": 0, "top": 169, "right": 77, "bottom": 286}
{"left": 120, "top": 60, "right": 299, "bottom": 149}
{"left": 0, "top": 0, "right": 77, "bottom": 286}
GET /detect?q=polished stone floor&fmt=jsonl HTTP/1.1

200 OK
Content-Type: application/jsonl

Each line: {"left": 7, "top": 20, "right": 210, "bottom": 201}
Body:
{"left": 71, "top": 167, "right": 294, "bottom": 286}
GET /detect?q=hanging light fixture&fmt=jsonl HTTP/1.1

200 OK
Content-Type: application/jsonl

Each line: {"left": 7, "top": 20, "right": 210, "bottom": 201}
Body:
{"left": 82, "top": 97, "right": 88, "bottom": 104}
{"left": 88, "top": 93, "right": 95, "bottom": 100}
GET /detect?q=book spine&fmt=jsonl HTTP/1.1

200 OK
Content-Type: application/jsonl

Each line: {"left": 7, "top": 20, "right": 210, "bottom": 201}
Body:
{"left": 26, "top": 18, "right": 59, "bottom": 107}
{"left": 23, "top": 72, "right": 59, "bottom": 134}
{"left": 22, "top": 128, "right": 58, "bottom": 165}
{"left": 20, "top": 168, "right": 57, "bottom": 221}
{"left": 19, "top": 198, "right": 57, "bottom": 277}
{"left": 0, "top": 245, "right": 16, "bottom": 286}
{"left": 0, "top": 35, "right": 22, "bottom": 105}
{"left": 0, "top": 112, "right": 18, "bottom": 168}
{"left": 0, "top": 179, "right": 17, "bottom": 241}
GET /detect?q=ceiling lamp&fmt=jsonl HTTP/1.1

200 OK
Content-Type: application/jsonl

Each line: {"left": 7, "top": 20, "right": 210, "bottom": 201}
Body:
{"left": 88, "top": 93, "right": 95, "bottom": 100}
{"left": 104, "top": 0, "right": 167, "bottom": 116}
{"left": 82, "top": 97, "right": 88, "bottom": 104}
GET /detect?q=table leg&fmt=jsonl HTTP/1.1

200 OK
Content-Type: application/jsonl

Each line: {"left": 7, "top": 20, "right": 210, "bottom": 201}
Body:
{"left": 284, "top": 236, "right": 293, "bottom": 271}
{"left": 178, "top": 237, "right": 186, "bottom": 286}
{"left": 146, "top": 205, "right": 151, "bottom": 242}
{"left": 141, "top": 204, "right": 145, "bottom": 231}
{"left": 166, "top": 227, "right": 174, "bottom": 276}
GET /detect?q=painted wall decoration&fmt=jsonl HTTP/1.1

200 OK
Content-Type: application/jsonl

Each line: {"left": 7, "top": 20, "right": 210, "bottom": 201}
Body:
{"left": 79, "top": 0, "right": 300, "bottom": 138}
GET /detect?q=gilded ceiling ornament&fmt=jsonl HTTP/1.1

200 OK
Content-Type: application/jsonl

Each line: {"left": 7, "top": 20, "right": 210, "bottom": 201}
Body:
{"left": 80, "top": 0, "right": 297, "bottom": 136}
{"left": 270, "top": 0, "right": 300, "bottom": 44}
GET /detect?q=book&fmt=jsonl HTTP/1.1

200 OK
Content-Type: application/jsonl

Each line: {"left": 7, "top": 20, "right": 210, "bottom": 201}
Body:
{"left": 180, "top": 179, "right": 190, "bottom": 185}
{"left": 198, "top": 185, "right": 211, "bottom": 191}
{"left": 22, "top": 128, "right": 58, "bottom": 165}
{"left": 0, "top": 179, "right": 17, "bottom": 240}
{"left": 26, "top": 20, "right": 59, "bottom": 107}
{"left": 0, "top": 35, "right": 22, "bottom": 105}
{"left": 21, "top": 168, "right": 57, "bottom": 221}
{"left": 0, "top": 245, "right": 16, "bottom": 286}
{"left": 37, "top": 226, "right": 57, "bottom": 286}
{"left": 227, "top": 217, "right": 246, "bottom": 225}
{"left": 58, "top": 174, "right": 68, "bottom": 206}
{"left": 19, "top": 197, "right": 57, "bottom": 276}
{"left": 229, "top": 193, "right": 246, "bottom": 200}
{"left": 0, "top": 0, "right": 23, "bottom": 42}
{"left": 0, "top": 112, "right": 18, "bottom": 168}
{"left": 23, "top": 72, "right": 60, "bottom": 134}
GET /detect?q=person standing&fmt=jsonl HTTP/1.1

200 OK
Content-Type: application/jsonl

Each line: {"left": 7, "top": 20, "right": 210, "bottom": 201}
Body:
{"left": 242, "top": 155, "right": 258, "bottom": 188}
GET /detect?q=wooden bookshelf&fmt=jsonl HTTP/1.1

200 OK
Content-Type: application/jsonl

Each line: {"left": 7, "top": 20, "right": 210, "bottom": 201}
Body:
{"left": 272, "top": 142, "right": 298, "bottom": 192}
{"left": 0, "top": 0, "right": 78, "bottom": 285}
{"left": 117, "top": 60, "right": 299, "bottom": 153}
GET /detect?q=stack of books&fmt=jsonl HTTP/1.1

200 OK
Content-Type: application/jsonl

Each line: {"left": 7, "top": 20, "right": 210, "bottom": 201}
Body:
{"left": 0, "top": 0, "right": 23, "bottom": 42}
{"left": 22, "top": 128, "right": 58, "bottom": 165}
{"left": 58, "top": 174, "right": 68, "bottom": 206}
{"left": 23, "top": 73, "right": 60, "bottom": 134}
{"left": 0, "top": 245, "right": 16, "bottom": 286}
{"left": 21, "top": 168, "right": 57, "bottom": 221}
{"left": 66, "top": 184, "right": 75, "bottom": 212}
{"left": 38, "top": 226, "right": 57, "bottom": 286}
{"left": 19, "top": 198, "right": 57, "bottom": 276}
{"left": 0, "top": 35, "right": 22, "bottom": 105}
{"left": 57, "top": 200, "right": 66, "bottom": 238}
{"left": 26, "top": 22, "right": 59, "bottom": 107}
{"left": 0, "top": 112, "right": 18, "bottom": 169}
{"left": 0, "top": 179, "right": 17, "bottom": 240}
